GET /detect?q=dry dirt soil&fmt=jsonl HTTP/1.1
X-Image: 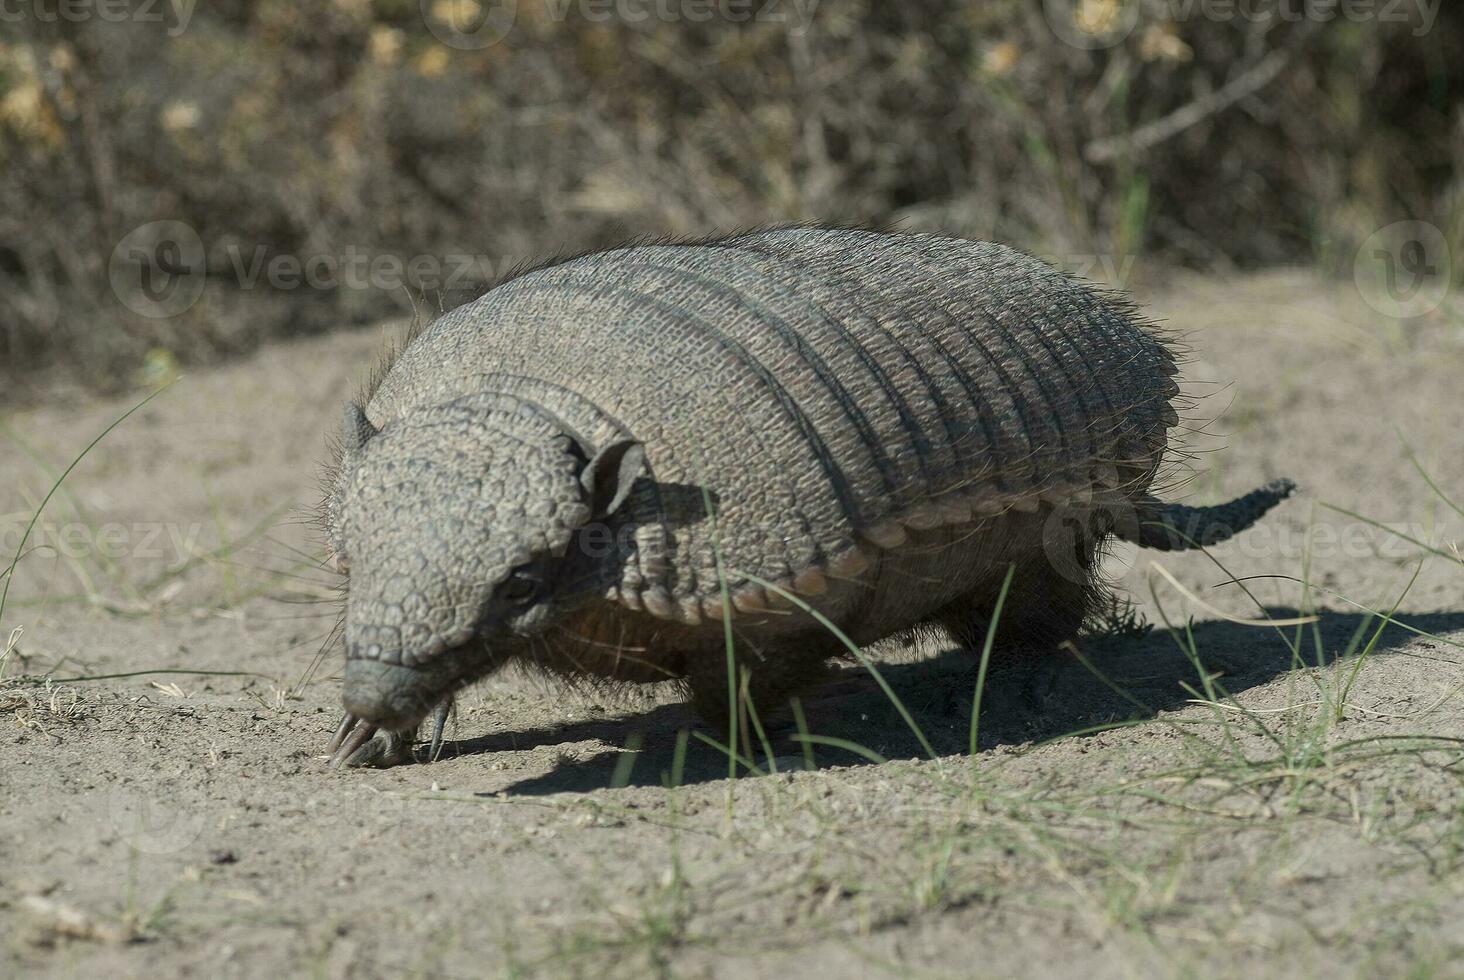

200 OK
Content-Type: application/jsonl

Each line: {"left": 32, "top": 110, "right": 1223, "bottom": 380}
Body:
{"left": 3, "top": 270, "right": 1463, "bottom": 978}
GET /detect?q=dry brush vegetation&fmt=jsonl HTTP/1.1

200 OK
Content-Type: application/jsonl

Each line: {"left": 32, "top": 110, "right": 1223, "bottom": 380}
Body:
{"left": 1, "top": 0, "right": 1461, "bottom": 391}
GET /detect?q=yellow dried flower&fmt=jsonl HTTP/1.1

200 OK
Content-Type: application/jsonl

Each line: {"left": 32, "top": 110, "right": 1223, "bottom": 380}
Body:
{"left": 1140, "top": 24, "right": 1193, "bottom": 63}
{"left": 432, "top": 0, "right": 480, "bottom": 26}
{"left": 416, "top": 46, "right": 451, "bottom": 78}
{"left": 1074, "top": 0, "right": 1123, "bottom": 37}
{"left": 369, "top": 26, "right": 404, "bottom": 65}
{"left": 161, "top": 100, "right": 201, "bottom": 133}
{"left": 982, "top": 41, "right": 1020, "bottom": 78}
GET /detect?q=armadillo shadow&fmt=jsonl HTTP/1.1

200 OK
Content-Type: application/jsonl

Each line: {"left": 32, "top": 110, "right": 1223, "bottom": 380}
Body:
{"left": 449, "top": 610, "right": 1464, "bottom": 796}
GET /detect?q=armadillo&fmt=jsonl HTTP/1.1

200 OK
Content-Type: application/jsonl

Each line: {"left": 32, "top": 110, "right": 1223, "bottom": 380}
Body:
{"left": 322, "top": 228, "right": 1294, "bottom": 766}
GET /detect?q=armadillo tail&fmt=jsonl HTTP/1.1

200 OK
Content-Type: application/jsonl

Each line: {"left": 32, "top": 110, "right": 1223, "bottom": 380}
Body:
{"left": 1117, "top": 479, "right": 1297, "bottom": 552}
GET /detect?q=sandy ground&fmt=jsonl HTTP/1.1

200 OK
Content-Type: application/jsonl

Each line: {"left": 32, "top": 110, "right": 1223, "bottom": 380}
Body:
{"left": 3, "top": 269, "right": 1463, "bottom": 978}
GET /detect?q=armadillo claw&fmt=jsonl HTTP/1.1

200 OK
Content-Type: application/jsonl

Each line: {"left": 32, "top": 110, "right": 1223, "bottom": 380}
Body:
{"left": 428, "top": 699, "right": 452, "bottom": 763}
{"left": 328, "top": 718, "right": 379, "bottom": 767}
{"left": 326, "top": 712, "right": 356, "bottom": 755}
{"left": 332, "top": 723, "right": 419, "bottom": 768}
{"left": 347, "top": 728, "right": 416, "bottom": 767}
{"left": 328, "top": 705, "right": 452, "bottom": 767}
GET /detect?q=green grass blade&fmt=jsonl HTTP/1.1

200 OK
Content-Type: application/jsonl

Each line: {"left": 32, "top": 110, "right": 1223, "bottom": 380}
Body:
{"left": 1, "top": 382, "right": 175, "bottom": 626}
{"left": 1319, "top": 502, "right": 1462, "bottom": 565}
{"left": 700, "top": 486, "right": 740, "bottom": 787}
{"left": 970, "top": 563, "right": 1015, "bottom": 760}
{"left": 787, "top": 733, "right": 890, "bottom": 766}
{"left": 1398, "top": 433, "right": 1464, "bottom": 522}
{"left": 690, "top": 730, "right": 767, "bottom": 777}
{"left": 42, "top": 668, "right": 274, "bottom": 683}
{"left": 790, "top": 696, "right": 816, "bottom": 772}
{"left": 729, "top": 568, "right": 940, "bottom": 765}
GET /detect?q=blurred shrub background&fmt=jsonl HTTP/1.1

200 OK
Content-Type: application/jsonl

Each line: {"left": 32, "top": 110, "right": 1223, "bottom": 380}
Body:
{"left": 1, "top": 0, "right": 1459, "bottom": 395}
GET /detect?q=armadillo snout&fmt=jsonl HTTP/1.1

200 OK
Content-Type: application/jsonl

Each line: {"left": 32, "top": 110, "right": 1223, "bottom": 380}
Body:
{"left": 342, "top": 657, "right": 444, "bottom": 729}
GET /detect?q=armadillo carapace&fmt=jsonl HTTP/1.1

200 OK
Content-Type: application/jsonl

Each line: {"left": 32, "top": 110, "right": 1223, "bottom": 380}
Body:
{"left": 322, "top": 227, "right": 1294, "bottom": 765}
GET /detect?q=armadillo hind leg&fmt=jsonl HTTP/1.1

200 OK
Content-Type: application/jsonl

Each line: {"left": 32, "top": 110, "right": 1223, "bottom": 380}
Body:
{"left": 936, "top": 547, "right": 1100, "bottom": 654}
{"left": 1117, "top": 479, "right": 1297, "bottom": 552}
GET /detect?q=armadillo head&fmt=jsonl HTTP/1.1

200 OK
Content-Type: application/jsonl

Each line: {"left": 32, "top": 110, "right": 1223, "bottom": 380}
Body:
{"left": 329, "top": 393, "right": 643, "bottom": 731}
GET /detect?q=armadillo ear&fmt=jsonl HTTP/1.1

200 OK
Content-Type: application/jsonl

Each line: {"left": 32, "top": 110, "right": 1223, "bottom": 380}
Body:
{"left": 581, "top": 439, "right": 645, "bottom": 519}
{"left": 343, "top": 401, "right": 377, "bottom": 454}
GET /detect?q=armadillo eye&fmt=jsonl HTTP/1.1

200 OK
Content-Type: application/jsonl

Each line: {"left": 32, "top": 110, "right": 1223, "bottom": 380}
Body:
{"left": 500, "top": 572, "right": 541, "bottom": 606}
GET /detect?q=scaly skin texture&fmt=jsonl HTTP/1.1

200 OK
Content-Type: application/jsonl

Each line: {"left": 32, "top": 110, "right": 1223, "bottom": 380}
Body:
{"left": 322, "top": 228, "right": 1295, "bottom": 766}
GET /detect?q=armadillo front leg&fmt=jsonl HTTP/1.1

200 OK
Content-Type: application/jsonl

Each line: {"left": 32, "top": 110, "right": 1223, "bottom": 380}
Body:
{"left": 683, "top": 642, "right": 838, "bottom": 736}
